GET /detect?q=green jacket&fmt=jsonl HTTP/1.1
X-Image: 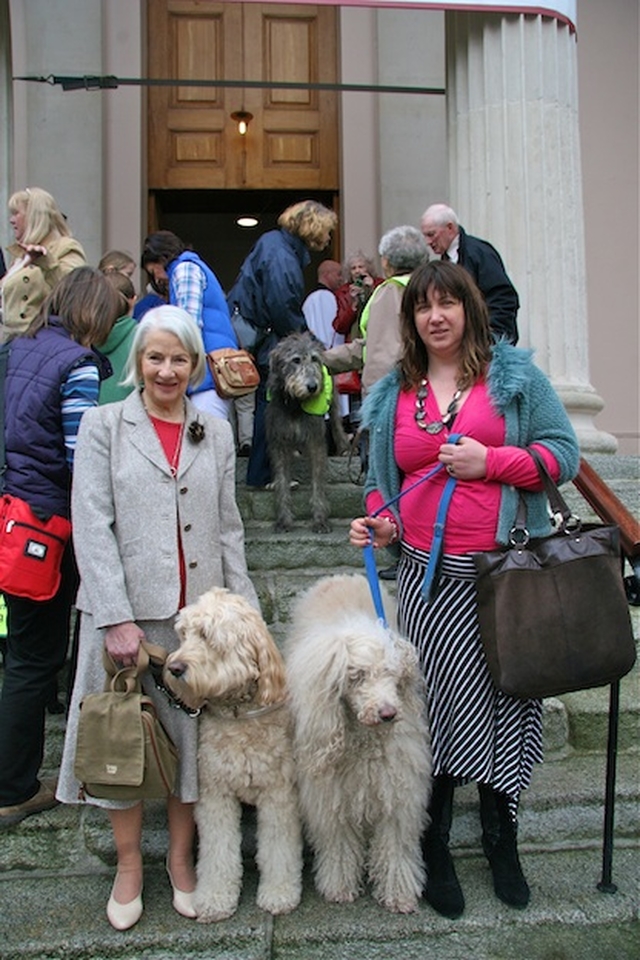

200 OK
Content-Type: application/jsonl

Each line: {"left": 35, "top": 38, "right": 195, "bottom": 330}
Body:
{"left": 98, "top": 315, "right": 137, "bottom": 405}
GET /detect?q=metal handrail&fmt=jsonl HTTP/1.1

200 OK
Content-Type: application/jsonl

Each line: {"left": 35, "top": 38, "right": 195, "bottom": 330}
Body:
{"left": 571, "top": 457, "right": 639, "bottom": 894}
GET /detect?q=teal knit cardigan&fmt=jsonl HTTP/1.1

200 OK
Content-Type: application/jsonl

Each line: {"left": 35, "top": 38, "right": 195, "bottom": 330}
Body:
{"left": 361, "top": 341, "right": 580, "bottom": 548}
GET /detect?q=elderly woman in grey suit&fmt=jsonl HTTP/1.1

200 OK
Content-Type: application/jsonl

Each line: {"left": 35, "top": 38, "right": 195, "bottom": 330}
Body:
{"left": 57, "top": 305, "right": 259, "bottom": 931}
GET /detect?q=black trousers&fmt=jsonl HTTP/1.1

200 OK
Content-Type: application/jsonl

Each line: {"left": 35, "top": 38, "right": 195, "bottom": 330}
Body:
{"left": 246, "top": 371, "right": 272, "bottom": 487}
{"left": 0, "top": 545, "right": 77, "bottom": 806}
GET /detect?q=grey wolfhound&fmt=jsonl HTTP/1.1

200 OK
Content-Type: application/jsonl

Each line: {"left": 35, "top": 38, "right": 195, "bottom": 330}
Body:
{"left": 266, "top": 331, "right": 348, "bottom": 533}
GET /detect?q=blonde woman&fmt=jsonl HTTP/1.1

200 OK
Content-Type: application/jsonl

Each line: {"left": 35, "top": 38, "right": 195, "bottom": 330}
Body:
{"left": 1, "top": 188, "right": 86, "bottom": 341}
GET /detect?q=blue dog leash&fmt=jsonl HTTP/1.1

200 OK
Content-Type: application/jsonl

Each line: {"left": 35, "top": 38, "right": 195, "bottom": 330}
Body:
{"left": 362, "top": 432, "right": 463, "bottom": 624}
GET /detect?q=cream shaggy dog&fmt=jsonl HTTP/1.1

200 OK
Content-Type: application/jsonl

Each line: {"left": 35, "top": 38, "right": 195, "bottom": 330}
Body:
{"left": 164, "top": 587, "right": 303, "bottom": 922}
{"left": 285, "top": 574, "right": 432, "bottom": 914}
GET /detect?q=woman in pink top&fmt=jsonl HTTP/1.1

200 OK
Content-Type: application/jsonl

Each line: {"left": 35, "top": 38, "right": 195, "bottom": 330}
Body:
{"left": 350, "top": 261, "right": 579, "bottom": 920}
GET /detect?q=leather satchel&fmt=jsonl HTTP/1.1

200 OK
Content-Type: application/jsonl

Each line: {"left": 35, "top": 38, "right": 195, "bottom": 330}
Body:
{"left": 473, "top": 450, "right": 636, "bottom": 700}
{"left": 74, "top": 641, "right": 178, "bottom": 800}
{"left": 0, "top": 494, "right": 71, "bottom": 601}
{"left": 0, "top": 345, "right": 72, "bottom": 602}
{"left": 207, "top": 347, "right": 260, "bottom": 399}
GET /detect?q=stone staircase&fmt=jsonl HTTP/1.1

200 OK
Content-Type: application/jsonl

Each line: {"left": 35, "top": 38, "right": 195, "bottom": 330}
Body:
{"left": 0, "top": 453, "right": 638, "bottom": 959}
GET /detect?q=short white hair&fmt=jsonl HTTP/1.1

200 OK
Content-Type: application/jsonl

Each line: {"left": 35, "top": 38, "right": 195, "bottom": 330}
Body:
{"left": 421, "top": 203, "right": 459, "bottom": 228}
{"left": 121, "top": 305, "right": 206, "bottom": 388}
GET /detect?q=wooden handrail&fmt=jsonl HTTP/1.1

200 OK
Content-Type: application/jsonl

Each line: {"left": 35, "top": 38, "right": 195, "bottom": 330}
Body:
{"left": 572, "top": 457, "right": 640, "bottom": 560}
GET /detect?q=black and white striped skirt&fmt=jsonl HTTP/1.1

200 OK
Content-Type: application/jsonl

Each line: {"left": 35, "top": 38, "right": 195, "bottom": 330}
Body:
{"left": 397, "top": 543, "right": 543, "bottom": 810}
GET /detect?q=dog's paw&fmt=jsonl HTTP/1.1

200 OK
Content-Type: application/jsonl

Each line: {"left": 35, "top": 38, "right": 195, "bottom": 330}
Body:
{"left": 274, "top": 518, "right": 295, "bottom": 532}
{"left": 257, "top": 886, "right": 301, "bottom": 916}
{"left": 376, "top": 894, "right": 419, "bottom": 914}
{"left": 319, "top": 887, "right": 359, "bottom": 904}
{"left": 311, "top": 518, "right": 332, "bottom": 533}
{"left": 194, "top": 894, "right": 239, "bottom": 923}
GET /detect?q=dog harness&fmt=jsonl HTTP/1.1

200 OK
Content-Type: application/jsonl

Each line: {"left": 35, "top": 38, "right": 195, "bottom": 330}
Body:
{"left": 301, "top": 365, "right": 333, "bottom": 417}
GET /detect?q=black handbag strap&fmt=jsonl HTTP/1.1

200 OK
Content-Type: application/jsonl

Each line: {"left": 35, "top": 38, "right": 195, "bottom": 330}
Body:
{"left": 528, "top": 447, "right": 573, "bottom": 524}
{"left": 512, "top": 447, "right": 577, "bottom": 541}
{"left": 0, "top": 343, "right": 9, "bottom": 492}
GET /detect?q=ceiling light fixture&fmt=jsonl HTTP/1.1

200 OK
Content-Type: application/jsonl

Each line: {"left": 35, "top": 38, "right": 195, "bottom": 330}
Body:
{"left": 230, "top": 110, "right": 253, "bottom": 136}
{"left": 237, "top": 216, "right": 259, "bottom": 228}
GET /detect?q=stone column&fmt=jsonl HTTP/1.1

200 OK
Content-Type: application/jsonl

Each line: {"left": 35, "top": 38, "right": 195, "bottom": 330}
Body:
{"left": 446, "top": 11, "right": 615, "bottom": 452}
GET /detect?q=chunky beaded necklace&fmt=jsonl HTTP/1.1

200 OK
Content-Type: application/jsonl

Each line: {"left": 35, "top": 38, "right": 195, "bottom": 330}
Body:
{"left": 414, "top": 379, "right": 463, "bottom": 434}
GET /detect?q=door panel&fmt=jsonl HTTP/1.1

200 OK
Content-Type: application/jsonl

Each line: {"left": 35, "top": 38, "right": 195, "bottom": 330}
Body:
{"left": 147, "top": 1, "right": 338, "bottom": 190}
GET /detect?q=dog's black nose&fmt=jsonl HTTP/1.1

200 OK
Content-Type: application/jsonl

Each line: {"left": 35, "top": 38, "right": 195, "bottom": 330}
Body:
{"left": 168, "top": 662, "right": 186, "bottom": 679}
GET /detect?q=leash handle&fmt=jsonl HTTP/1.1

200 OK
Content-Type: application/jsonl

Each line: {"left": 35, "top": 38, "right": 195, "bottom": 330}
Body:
{"left": 421, "top": 473, "right": 457, "bottom": 604}
{"left": 364, "top": 535, "right": 388, "bottom": 625}
{"left": 369, "top": 432, "right": 463, "bottom": 520}
{"left": 362, "top": 432, "right": 464, "bottom": 615}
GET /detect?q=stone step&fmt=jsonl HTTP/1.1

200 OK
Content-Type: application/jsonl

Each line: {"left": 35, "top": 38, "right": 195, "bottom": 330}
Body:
{"left": 237, "top": 473, "right": 638, "bottom": 528}
{"left": 23, "top": 737, "right": 639, "bottom": 864}
{"left": 236, "top": 453, "right": 640, "bottom": 524}
{"left": 0, "top": 824, "right": 637, "bottom": 960}
{"left": 237, "top": 481, "right": 365, "bottom": 525}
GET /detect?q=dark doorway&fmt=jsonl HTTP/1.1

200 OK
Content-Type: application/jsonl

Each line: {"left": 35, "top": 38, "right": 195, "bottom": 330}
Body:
{"left": 151, "top": 189, "right": 340, "bottom": 295}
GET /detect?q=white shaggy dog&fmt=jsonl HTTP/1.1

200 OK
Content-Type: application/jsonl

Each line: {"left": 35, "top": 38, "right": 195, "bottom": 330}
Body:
{"left": 164, "top": 587, "right": 303, "bottom": 922}
{"left": 285, "top": 574, "right": 432, "bottom": 914}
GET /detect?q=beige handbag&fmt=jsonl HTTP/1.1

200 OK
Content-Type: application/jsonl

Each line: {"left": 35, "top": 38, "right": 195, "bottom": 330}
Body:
{"left": 74, "top": 641, "right": 178, "bottom": 800}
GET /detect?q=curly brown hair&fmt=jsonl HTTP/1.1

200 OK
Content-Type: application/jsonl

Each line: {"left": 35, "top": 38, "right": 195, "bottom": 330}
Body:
{"left": 399, "top": 261, "right": 493, "bottom": 389}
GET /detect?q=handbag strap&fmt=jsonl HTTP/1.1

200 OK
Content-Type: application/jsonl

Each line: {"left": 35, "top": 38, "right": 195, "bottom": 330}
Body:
{"left": 362, "top": 432, "right": 463, "bottom": 624}
{"left": 528, "top": 447, "right": 574, "bottom": 527}
{"left": 0, "top": 343, "right": 9, "bottom": 493}
{"left": 103, "top": 638, "right": 168, "bottom": 685}
{"left": 511, "top": 447, "right": 579, "bottom": 544}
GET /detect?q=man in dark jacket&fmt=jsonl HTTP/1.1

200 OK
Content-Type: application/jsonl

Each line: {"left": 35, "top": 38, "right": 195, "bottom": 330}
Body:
{"left": 227, "top": 200, "right": 338, "bottom": 487}
{"left": 420, "top": 203, "right": 519, "bottom": 344}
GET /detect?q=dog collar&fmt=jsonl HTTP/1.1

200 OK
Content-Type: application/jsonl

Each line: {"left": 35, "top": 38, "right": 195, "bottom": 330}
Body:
{"left": 301, "top": 365, "right": 333, "bottom": 417}
{"left": 148, "top": 659, "right": 202, "bottom": 717}
{"left": 209, "top": 698, "right": 290, "bottom": 720}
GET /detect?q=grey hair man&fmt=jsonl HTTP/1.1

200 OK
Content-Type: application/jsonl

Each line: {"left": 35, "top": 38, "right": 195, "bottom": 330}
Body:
{"left": 420, "top": 203, "right": 519, "bottom": 344}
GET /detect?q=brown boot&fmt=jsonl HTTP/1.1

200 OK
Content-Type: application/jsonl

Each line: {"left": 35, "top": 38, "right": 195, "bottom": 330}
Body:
{"left": 0, "top": 781, "right": 59, "bottom": 828}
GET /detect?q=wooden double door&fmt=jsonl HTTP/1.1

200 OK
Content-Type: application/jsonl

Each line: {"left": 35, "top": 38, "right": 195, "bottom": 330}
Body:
{"left": 147, "top": 1, "right": 339, "bottom": 192}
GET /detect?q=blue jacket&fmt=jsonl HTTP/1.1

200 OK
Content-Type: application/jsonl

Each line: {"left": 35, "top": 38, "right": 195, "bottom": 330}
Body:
{"left": 4, "top": 321, "right": 97, "bottom": 519}
{"left": 227, "top": 229, "right": 309, "bottom": 365}
{"left": 362, "top": 341, "right": 580, "bottom": 547}
{"left": 167, "top": 251, "right": 236, "bottom": 395}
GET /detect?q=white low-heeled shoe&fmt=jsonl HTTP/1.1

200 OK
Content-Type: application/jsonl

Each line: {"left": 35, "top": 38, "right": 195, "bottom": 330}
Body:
{"left": 166, "top": 858, "right": 197, "bottom": 919}
{"left": 106, "top": 877, "right": 143, "bottom": 931}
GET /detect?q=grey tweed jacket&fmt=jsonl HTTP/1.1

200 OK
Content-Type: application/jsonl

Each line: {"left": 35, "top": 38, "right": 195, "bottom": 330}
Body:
{"left": 72, "top": 389, "right": 258, "bottom": 629}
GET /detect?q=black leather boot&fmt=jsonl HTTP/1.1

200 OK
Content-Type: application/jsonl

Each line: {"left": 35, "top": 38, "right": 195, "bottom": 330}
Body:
{"left": 478, "top": 784, "right": 530, "bottom": 908}
{"left": 422, "top": 776, "right": 465, "bottom": 919}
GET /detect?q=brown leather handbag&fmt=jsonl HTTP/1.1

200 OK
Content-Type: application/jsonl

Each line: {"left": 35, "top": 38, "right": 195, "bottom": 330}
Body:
{"left": 473, "top": 450, "right": 636, "bottom": 699}
{"left": 207, "top": 347, "right": 260, "bottom": 399}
